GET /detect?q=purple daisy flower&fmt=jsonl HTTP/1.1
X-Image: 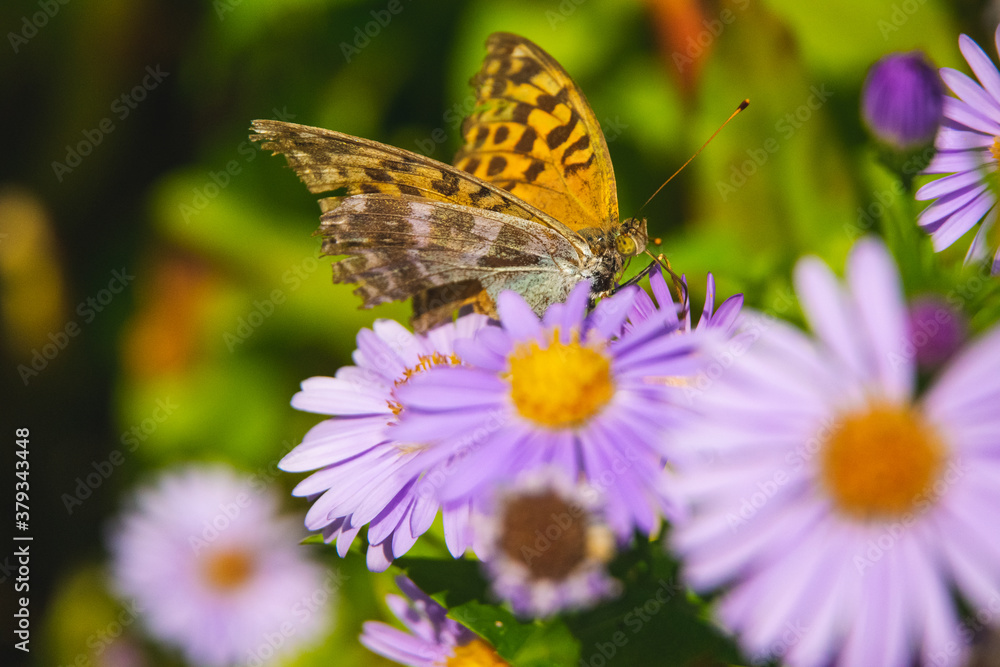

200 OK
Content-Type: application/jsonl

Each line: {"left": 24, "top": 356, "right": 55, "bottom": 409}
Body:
{"left": 862, "top": 51, "right": 944, "bottom": 150}
{"left": 360, "top": 576, "right": 507, "bottom": 667}
{"left": 391, "top": 281, "right": 721, "bottom": 542}
{"left": 669, "top": 238, "right": 1000, "bottom": 666}
{"left": 476, "top": 468, "right": 620, "bottom": 617}
{"left": 626, "top": 266, "right": 743, "bottom": 336}
{"left": 916, "top": 25, "right": 1000, "bottom": 273}
{"left": 280, "top": 315, "right": 490, "bottom": 571}
{"left": 108, "top": 465, "right": 332, "bottom": 666}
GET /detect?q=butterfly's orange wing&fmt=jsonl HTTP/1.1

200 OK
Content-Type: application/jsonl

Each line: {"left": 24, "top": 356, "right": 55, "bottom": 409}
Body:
{"left": 252, "top": 33, "right": 628, "bottom": 331}
{"left": 453, "top": 32, "right": 620, "bottom": 234}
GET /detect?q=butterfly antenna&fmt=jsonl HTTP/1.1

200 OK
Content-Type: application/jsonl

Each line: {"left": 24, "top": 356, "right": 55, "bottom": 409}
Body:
{"left": 637, "top": 99, "right": 749, "bottom": 215}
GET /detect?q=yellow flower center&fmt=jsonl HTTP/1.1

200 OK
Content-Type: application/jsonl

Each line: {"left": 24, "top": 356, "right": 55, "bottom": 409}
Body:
{"left": 507, "top": 329, "right": 614, "bottom": 428}
{"left": 991, "top": 136, "right": 1000, "bottom": 164}
{"left": 445, "top": 638, "right": 509, "bottom": 667}
{"left": 820, "top": 403, "right": 948, "bottom": 520}
{"left": 387, "top": 352, "right": 461, "bottom": 416}
{"left": 200, "top": 548, "right": 254, "bottom": 592}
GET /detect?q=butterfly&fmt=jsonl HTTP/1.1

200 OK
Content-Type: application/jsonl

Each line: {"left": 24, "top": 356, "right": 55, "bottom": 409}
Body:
{"left": 251, "top": 32, "right": 649, "bottom": 332}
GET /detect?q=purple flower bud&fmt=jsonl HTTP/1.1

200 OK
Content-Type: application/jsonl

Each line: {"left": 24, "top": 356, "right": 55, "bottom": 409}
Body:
{"left": 907, "top": 296, "right": 966, "bottom": 370}
{"left": 862, "top": 51, "right": 944, "bottom": 150}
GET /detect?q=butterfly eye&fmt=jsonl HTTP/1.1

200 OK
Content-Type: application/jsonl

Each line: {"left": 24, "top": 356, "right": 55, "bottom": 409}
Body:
{"left": 616, "top": 235, "right": 638, "bottom": 256}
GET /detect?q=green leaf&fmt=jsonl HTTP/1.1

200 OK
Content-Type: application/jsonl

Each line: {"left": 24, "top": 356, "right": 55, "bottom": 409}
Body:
{"left": 451, "top": 600, "right": 580, "bottom": 667}
{"left": 565, "top": 537, "right": 746, "bottom": 666}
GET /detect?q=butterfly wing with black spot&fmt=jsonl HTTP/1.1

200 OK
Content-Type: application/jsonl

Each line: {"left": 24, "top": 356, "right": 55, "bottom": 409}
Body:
{"left": 250, "top": 120, "right": 595, "bottom": 330}
{"left": 453, "top": 32, "right": 620, "bottom": 234}
{"left": 253, "top": 120, "right": 563, "bottom": 228}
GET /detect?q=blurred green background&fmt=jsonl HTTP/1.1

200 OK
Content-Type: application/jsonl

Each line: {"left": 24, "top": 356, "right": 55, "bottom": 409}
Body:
{"left": 2, "top": 0, "right": 995, "bottom": 664}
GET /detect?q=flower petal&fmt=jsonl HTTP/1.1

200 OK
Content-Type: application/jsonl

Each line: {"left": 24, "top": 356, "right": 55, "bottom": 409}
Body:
{"left": 960, "top": 34, "right": 1000, "bottom": 106}
{"left": 846, "top": 238, "right": 913, "bottom": 402}
{"left": 794, "top": 256, "right": 867, "bottom": 380}
{"left": 941, "top": 93, "right": 1000, "bottom": 135}
{"left": 941, "top": 67, "right": 1000, "bottom": 121}
{"left": 928, "top": 189, "right": 995, "bottom": 250}
{"left": 497, "top": 289, "right": 544, "bottom": 340}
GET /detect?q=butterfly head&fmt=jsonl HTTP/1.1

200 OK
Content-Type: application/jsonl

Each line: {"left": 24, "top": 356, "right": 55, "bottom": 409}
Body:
{"left": 614, "top": 217, "right": 648, "bottom": 257}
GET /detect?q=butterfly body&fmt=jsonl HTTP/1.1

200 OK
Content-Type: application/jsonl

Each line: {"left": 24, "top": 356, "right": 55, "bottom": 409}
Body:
{"left": 252, "top": 33, "right": 647, "bottom": 331}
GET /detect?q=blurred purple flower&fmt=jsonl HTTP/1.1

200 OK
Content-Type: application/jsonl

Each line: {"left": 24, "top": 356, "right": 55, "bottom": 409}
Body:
{"left": 862, "top": 51, "right": 944, "bottom": 150}
{"left": 108, "top": 465, "right": 332, "bottom": 666}
{"left": 669, "top": 238, "right": 1000, "bottom": 666}
{"left": 476, "top": 468, "right": 620, "bottom": 618}
{"left": 906, "top": 295, "right": 967, "bottom": 370}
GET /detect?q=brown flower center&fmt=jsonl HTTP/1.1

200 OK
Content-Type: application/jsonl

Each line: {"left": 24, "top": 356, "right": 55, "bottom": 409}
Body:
{"left": 498, "top": 490, "right": 589, "bottom": 581}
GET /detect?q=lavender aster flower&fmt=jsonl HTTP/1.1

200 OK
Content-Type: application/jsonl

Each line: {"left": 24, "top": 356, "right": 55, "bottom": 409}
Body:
{"left": 476, "top": 468, "right": 620, "bottom": 617}
{"left": 626, "top": 266, "right": 743, "bottom": 336}
{"left": 361, "top": 576, "right": 508, "bottom": 667}
{"left": 862, "top": 51, "right": 944, "bottom": 150}
{"left": 670, "top": 238, "right": 1000, "bottom": 666}
{"left": 916, "top": 25, "right": 1000, "bottom": 273}
{"left": 108, "top": 465, "right": 332, "bottom": 666}
{"left": 280, "top": 315, "right": 489, "bottom": 571}
{"left": 392, "top": 281, "right": 720, "bottom": 542}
